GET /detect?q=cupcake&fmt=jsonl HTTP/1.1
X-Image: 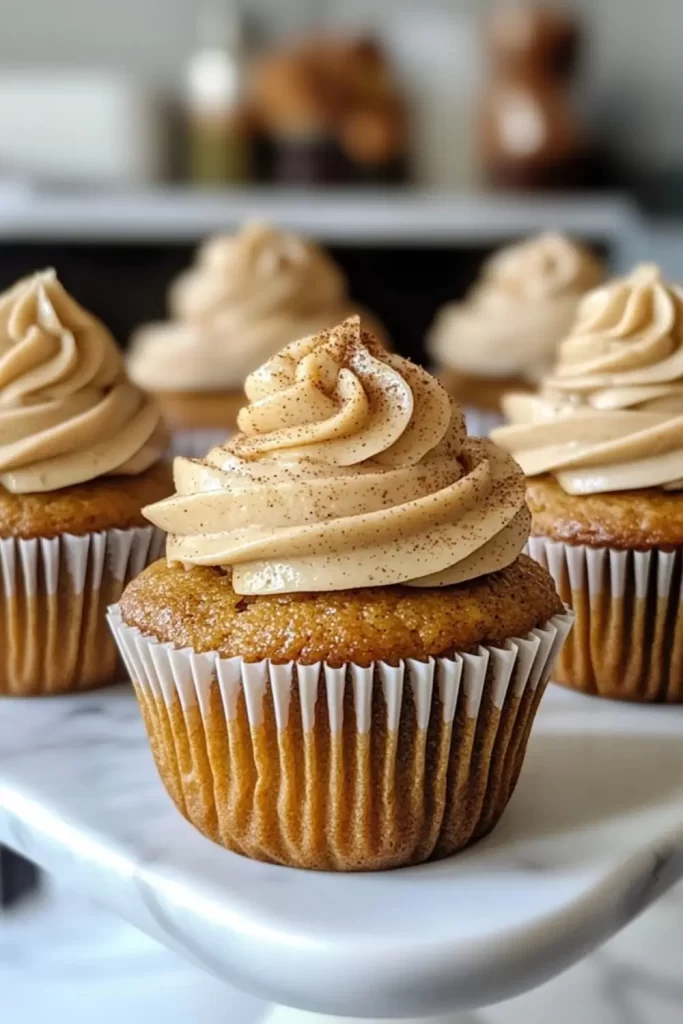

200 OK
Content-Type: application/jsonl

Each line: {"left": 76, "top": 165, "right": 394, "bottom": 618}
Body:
{"left": 492, "top": 264, "right": 683, "bottom": 702}
{"left": 109, "top": 316, "right": 571, "bottom": 871}
{"left": 428, "top": 233, "right": 603, "bottom": 436}
{"left": 128, "top": 221, "right": 387, "bottom": 457}
{"left": 0, "top": 269, "right": 171, "bottom": 696}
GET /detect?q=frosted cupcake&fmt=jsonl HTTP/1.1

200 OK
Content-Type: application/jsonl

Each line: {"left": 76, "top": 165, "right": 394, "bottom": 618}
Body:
{"left": 0, "top": 270, "right": 170, "bottom": 696}
{"left": 129, "top": 221, "right": 387, "bottom": 457}
{"left": 493, "top": 264, "right": 683, "bottom": 701}
{"left": 428, "top": 233, "right": 603, "bottom": 436}
{"left": 110, "top": 316, "right": 571, "bottom": 871}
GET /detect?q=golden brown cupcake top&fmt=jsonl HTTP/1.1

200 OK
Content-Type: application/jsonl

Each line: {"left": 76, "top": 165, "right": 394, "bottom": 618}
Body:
{"left": 144, "top": 317, "right": 530, "bottom": 595}
{"left": 0, "top": 270, "right": 164, "bottom": 494}
{"left": 493, "top": 264, "right": 683, "bottom": 494}
{"left": 120, "top": 554, "right": 563, "bottom": 666}
{"left": 0, "top": 459, "right": 173, "bottom": 540}
{"left": 128, "top": 222, "right": 383, "bottom": 394}
{"left": 428, "top": 234, "right": 603, "bottom": 384}
{"left": 526, "top": 474, "right": 683, "bottom": 549}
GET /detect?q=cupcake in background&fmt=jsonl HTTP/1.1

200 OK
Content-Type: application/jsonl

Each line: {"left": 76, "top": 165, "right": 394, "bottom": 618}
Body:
{"left": 128, "top": 221, "right": 387, "bottom": 457}
{"left": 110, "top": 316, "right": 571, "bottom": 872}
{"left": 493, "top": 263, "right": 683, "bottom": 702}
{"left": 428, "top": 233, "right": 604, "bottom": 436}
{"left": 0, "top": 269, "right": 170, "bottom": 696}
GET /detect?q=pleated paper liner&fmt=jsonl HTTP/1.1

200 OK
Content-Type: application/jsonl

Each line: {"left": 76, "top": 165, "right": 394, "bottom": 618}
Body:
{"left": 528, "top": 536, "right": 683, "bottom": 702}
{"left": 0, "top": 526, "right": 164, "bottom": 697}
{"left": 108, "top": 606, "right": 573, "bottom": 871}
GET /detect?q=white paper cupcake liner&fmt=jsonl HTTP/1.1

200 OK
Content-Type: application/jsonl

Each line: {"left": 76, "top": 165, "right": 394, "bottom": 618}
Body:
{"left": 108, "top": 605, "right": 573, "bottom": 870}
{"left": 109, "top": 607, "right": 572, "bottom": 730}
{"left": 0, "top": 525, "right": 164, "bottom": 696}
{"left": 528, "top": 535, "right": 683, "bottom": 701}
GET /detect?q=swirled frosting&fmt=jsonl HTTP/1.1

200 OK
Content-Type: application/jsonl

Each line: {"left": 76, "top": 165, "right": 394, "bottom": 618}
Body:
{"left": 144, "top": 317, "right": 529, "bottom": 595}
{"left": 129, "top": 222, "right": 382, "bottom": 393}
{"left": 0, "top": 269, "right": 164, "bottom": 494}
{"left": 428, "top": 233, "right": 603, "bottom": 382}
{"left": 492, "top": 264, "right": 683, "bottom": 494}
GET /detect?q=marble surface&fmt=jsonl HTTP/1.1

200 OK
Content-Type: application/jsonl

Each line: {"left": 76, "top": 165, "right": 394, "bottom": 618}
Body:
{"left": 4, "top": 875, "right": 683, "bottom": 1023}
{"left": 1, "top": 882, "right": 263, "bottom": 1024}
{"left": 2, "top": 684, "right": 683, "bottom": 1020}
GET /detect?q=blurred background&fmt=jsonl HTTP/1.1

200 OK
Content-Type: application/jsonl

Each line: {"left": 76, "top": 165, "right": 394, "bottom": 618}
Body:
{"left": 0, "top": 0, "right": 680, "bottom": 362}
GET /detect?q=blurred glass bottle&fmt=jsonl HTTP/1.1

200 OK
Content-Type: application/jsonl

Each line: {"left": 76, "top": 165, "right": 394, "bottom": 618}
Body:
{"left": 185, "top": 2, "right": 248, "bottom": 185}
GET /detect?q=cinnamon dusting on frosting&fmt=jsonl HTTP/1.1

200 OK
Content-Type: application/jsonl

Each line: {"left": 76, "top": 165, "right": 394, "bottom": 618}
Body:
{"left": 492, "top": 264, "right": 683, "bottom": 494}
{"left": 144, "top": 316, "right": 529, "bottom": 594}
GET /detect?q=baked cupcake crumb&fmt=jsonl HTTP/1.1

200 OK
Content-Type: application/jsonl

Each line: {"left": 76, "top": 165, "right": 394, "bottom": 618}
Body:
{"left": 527, "top": 474, "right": 683, "bottom": 550}
{"left": 0, "top": 460, "right": 173, "bottom": 540}
{"left": 120, "top": 553, "right": 563, "bottom": 666}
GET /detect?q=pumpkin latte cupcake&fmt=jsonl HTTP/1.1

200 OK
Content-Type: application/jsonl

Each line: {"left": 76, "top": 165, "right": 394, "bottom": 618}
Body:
{"left": 493, "top": 264, "right": 683, "bottom": 702}
{"left": 0, "top": 270, "right": 170, "bottom": 696}
{"left": 128, "top": 221, "right": 387, "bottom": 457}
{"left": 428, "top": 233, "right": 603, "bottom": 435}
{"left": 110, "top": 316, "right": 570, "bottom": 871}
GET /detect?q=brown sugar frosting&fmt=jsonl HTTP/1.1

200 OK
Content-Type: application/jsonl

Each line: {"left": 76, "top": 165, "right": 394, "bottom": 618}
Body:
{"left": 170, "top": 221, "right": 346, "bottom": 323}
{"left": 0, "top": 270, "right": 163, "bottom": 494}
{"left": 144, "top": 316, "right": 530, "bottom": 594}
{"left": 128, "top": 222, "right": 371, "bottom": 393}
{"left": 429, "top": 233, "right": 603, "bottom": 383}
{"left": 492, "top": 264, "right": 683, "bottom": 494}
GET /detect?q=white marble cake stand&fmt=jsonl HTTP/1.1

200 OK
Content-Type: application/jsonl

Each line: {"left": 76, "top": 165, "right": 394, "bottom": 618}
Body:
{"left": 1, "top": 684, "right": 683, "bottom": 1024}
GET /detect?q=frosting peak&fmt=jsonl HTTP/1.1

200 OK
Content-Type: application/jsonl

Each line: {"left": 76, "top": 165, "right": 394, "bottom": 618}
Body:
{"left": 0, "top": 270, "right": 164, "bottom": 493}
{"left": 492, "top": 264, "right": 683, "bottom": 494}
{"left": 233, "top": 321, "right": 451, "bottom": 467}
{"left": 479, "top": 233, "right": 604, "bottom": 302}
{"left": 128, "top": 222, "right": 379, "bottom": 393}
{"left": 144, "top": 317, "right": 529, "bottom": 595}
{"left": 428, "top": 233, "right": 603, "bottom": 382}
{"left": 549, "top": 263, "right": 682, "bottom": 386}
{"left": 170, "top": 221, "right": 346, "bottom": 324}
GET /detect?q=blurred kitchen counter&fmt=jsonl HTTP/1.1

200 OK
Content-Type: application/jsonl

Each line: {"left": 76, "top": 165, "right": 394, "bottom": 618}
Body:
{"left": 0, "top": 183, "right": 638, "bottom": 246}
{"left": 1, "top": 184, "right": 681, "bottom": 363}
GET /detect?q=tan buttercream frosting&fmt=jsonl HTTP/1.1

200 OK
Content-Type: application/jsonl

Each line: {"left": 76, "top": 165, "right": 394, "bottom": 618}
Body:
{"left": 428, "top": 233, "right": 603, "bottom": 382}
{"left": 0, "top": 269, "right": 164, "bottom": 494}
{"left": 144, "top": 316, "right": 530, "bottom": 595}
{"left": 491, "top": 264, "right": 683, "bottom": 494}
{"left": 128, "top": 222, "right": 382, "bottom": 393}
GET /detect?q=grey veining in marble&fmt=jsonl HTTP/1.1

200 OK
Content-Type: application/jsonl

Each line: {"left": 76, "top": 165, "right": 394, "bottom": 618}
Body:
{"left": 2, "top": 684, "right": 683, "bottom": 1020}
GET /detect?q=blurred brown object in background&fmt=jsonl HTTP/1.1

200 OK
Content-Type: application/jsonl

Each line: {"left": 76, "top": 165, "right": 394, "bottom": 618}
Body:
{"left": 479, "top": 5, "right": 592, "bottom": 190}
{"left": 250, "top": 35, "right": 409, "bottom": 185}
{"left": 249, "top": 48, "right": 340, "bottom": 184}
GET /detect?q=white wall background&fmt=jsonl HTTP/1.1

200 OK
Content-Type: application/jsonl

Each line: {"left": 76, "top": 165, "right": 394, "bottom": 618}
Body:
{"left": 0, "top": 0, "right": 681, "bottom": 171}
